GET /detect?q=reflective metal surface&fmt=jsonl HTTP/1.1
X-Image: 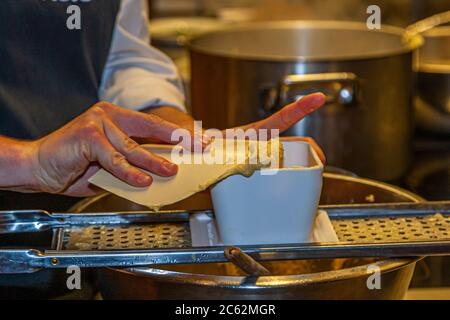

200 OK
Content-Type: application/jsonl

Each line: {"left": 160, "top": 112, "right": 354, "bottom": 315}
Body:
{"left": 2, "top": 201, "right": 450, "bottom": 275}
{"left": 70, "top": 174, "right": 425, "bottom": 300}
{"left": 189, "top": 21, "right": 421, "bottom": 181}
{"left": 415, "top": 26, "right": 450, "bottom": 134}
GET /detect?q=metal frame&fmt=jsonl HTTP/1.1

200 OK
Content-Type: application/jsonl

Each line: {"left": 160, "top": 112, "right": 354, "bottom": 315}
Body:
{"left": 1, "top": 201, "right": 449, "bottom": 274}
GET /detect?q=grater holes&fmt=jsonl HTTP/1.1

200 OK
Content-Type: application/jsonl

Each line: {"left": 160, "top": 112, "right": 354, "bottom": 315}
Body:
{"left": 332, "top": 213, "right": 450, "bottom": 243}
{"left": 64, "top": 223, "right": 191, "bottom": 250}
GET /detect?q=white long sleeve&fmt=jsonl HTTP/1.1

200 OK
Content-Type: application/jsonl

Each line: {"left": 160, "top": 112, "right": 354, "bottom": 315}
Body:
{"left": 99, "top": 0, "right": 186, "bottom": 112}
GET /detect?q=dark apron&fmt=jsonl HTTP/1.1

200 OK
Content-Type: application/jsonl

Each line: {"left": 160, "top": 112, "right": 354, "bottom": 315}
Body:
{"left": 0, "top": 0, "right": 120, "bottom": 298}
{"left": 0, "top": 0, "right": 120, "bottom": 212}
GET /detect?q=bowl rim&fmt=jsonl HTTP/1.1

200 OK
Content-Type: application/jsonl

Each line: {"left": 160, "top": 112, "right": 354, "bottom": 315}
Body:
{"left": 113, "top": 257, "right": 421, "bottom": 289}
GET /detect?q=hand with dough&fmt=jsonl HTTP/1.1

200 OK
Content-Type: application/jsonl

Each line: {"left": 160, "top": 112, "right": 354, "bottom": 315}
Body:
{"left": 145, "top": 93, "right": 326, "bottom": 163}
{"left": 0, "top": 102, "right": 207, "bottom": 196}
{"left": 0, "top": 93, "right": 325, "bottom": 197}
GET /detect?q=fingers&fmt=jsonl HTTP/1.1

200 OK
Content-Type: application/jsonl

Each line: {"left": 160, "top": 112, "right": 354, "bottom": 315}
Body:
{"left": 83, "top": 126, "right": 153, "bottom": 188}
{"left": 102, "top": 117, "right": 178, "bottom": 177}
{"left": 77, "top": 105, "right": 181, "bottom": 188}
{"left": 94, "top": 102, "right": 207, "bottom": 150}
{"left": 240, "top": 92, "right": 326, "bottom": 133}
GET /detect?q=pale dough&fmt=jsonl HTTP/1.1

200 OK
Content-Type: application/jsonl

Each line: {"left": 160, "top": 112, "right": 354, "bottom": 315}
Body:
{"left": 88, "top": 139, "right": 282, "bottom": 211}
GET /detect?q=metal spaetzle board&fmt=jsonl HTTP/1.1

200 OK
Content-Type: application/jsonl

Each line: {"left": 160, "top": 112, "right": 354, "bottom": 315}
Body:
{"left": 0, "top": 201, "right": 450, "bottom": 274}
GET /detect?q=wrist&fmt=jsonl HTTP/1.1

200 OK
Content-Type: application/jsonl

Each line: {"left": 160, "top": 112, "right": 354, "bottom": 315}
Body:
{"left": 0, "top": 138, "right": 42, "bottom": 193}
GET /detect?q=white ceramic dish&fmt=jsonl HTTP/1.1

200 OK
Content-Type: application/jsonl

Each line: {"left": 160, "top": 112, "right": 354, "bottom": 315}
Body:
{"left": 189, "top": 210, "right": 338, "bottom": 247}
{"left": 210, "top": 138, "right": 324, "bottom": 245}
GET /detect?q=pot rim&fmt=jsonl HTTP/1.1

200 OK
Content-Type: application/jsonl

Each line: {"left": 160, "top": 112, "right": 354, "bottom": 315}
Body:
{"left": 417, "top": 26, "right": 450, "bottom": 74}
{"left": 417, "top": 63, "right": 450, "bottom": 74}
{"left": 422, "top": 26, "right": 450, "bottom": 37}
{"left": 188, "top": 20, "right": 424, "bottom": 63}
{"left": 70, "top": 173, "right": 424, "bottom": 212}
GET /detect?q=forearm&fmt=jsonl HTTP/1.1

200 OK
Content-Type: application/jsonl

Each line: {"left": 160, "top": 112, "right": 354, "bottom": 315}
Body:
{"left": 0, "top": 137, "right": 38, "bottom": 192}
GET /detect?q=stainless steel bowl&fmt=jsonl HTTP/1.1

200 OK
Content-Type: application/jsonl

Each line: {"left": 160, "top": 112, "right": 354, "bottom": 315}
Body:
{"left": 70, "top": 173, "right": 424, "bottom": 300}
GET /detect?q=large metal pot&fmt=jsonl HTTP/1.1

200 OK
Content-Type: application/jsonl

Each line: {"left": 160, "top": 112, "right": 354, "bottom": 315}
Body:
{"left": 414, "top": 21, "right": 450, "bottom": 134}
{"left": 189, "top": 21, "right": 423, "bottom": 181}
{"left": 70, "top": 173, "right": 424, "bottom": 300}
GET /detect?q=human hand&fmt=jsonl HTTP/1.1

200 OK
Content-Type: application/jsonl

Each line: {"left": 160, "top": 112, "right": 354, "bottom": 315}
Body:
{"left": 28, "top": 102, "right": 205, "bottom": 196}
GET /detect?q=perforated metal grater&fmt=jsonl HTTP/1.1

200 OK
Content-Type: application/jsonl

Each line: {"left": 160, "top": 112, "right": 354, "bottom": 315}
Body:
{"left": 1, "top": 201, "right": 450, "bottom": 274}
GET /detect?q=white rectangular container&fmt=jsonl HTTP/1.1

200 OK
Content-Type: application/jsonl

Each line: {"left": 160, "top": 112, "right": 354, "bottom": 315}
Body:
{"left": 210, "top": 138, "right": 324, "bottom": 245}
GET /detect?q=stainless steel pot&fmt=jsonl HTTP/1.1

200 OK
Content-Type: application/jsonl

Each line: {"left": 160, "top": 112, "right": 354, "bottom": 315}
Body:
{"left": 70, "top": 173, "right": 424, "bottom": 300}
{"left": 414, "top": 21, "right": 450, "bottom": 134}
{"left": 189, "top": 21, "right": 423, "bottom": 181}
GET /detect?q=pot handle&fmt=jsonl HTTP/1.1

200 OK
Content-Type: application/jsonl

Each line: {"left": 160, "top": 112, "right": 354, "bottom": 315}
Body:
{"left": 405, "top": 10, "right": 450, "bottom": 36}
{"left": 263, "top": 72, "right": 358, "bottom": 112}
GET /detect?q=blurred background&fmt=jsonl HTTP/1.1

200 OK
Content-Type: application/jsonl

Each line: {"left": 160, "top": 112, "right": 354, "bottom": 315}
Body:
{"left": 146, "top": 0, "right": 450, "bottom": 97}
{"left": 148, "top": 0, "right": 450, "bottom": 25}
